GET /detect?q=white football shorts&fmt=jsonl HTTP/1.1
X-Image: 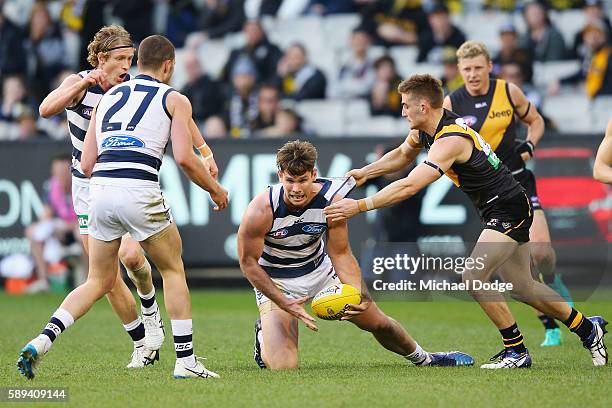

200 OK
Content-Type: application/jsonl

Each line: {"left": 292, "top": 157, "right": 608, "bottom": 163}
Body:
{"left": 71, "top": 176, "right": 90, "bottom": 235}
{"left": 255, "top": 255, "right": 340, "bottom": 312}
{"left": 88, "top": 180, "right": 172, "bottom": 242}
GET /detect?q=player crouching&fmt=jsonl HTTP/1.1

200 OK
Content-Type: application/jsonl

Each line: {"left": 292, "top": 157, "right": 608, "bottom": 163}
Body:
{"left": 238, "top": 140, "right": 473, "bottom": 369}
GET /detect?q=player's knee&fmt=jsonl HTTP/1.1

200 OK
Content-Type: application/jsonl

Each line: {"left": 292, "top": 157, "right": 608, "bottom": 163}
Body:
{"left": 119, "top": 246, "right": 145, "bottom": 272}
{"left": 264, "top": 350, "right": 298, "bottom": 370}
{"left": 531, "top": 246, "right": 556, "bottom": 271}
{"left": 462, "top": 267, "right": 485, "bottom": 286}
{"left": 88, "top": 274, "right": 117, "bottom": 296}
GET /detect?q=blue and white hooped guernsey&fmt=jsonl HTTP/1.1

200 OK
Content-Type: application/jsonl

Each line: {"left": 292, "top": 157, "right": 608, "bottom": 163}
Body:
{"left": 92, "top": 74, "right": 175, "bottom": 186}
{"left": 65, "top": 70, "right": 123, "bottom": 179}
{"left": 259, "top": 177, "right": 356, "bottom": 279}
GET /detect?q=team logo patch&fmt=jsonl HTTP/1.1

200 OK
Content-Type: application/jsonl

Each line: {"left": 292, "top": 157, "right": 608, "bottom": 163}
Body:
{"left": 462, "top": 115, "right": 477, "bottom": 127}
{"left": 270, "top": 228, "right": 289, "bottom": 238}
{"left": 502, "top": 222, "right": 512, "bottom": 229}
{"left": 101, "top": 136, "right": 145, "bottom": 149}
{"left": 82, "top": 107, "right": 93, "bottom": 118}
{"left": 302, "top": 224, "right": 326, "bottom": 234}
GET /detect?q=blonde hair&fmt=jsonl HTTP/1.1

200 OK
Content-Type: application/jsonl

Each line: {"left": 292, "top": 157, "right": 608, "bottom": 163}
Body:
{"left": 86, "top": 25, "right": 133, "bottom": 67}
{"left": 456, "top": 41, "right": 491, "bottom": 62}
{"left": 397, "top": 74, "right": 444, "bottom": 109}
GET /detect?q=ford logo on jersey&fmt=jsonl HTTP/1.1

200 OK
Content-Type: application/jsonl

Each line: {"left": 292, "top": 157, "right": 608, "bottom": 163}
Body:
{"left": 101, "top": 136, "right": 145, "bottom": 148}
{"left": 302, "top": 224, "right": 326, "bottom": 234}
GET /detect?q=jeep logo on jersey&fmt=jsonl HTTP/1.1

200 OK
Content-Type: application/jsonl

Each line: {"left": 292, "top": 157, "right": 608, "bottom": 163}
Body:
{"left": 302, "top": 224, "right": 326, "bottom": 234}
{"left": 488, "top": 109, "right": 512, "bottom": 119}
{"left": 462, "top": 115, "right": 477, "bottom": 127}
{"left": 101, "top": 136, "right": 145, "bottom": 149}
{"left": 270, "top": 228, "right": 289, "bottom": 238}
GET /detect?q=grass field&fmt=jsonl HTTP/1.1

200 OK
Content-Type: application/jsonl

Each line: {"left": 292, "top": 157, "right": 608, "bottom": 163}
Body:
{"left": 1, "top": 289, "right": 611, "bottom": 408}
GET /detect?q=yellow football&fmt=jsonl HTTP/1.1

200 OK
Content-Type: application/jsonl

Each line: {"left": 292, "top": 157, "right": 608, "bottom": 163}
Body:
{"left": 311, "top": 284, "right": 361, "bottom": 320}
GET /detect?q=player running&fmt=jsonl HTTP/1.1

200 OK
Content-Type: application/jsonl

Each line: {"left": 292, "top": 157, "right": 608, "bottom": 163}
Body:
{"left": 444, "top": 41, "right": 572, "bottom": 347}
{"left": 325, "top": 74, "right": 607, "bottom": 369}
{"left": 37, "top": 25, "right": 164, "bottom": 368}
{"left": 594, "top": 118, "right": 612, "bottom": 184}
{"left": 17, "top": 35, "right": 228, "bottom": 380}
{"left": 238, "top": 140, "right": 474, "bottom": 369}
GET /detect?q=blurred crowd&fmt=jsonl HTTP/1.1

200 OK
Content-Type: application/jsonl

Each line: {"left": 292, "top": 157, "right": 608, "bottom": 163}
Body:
{"left": 0, "top": 0, "right": 611, "bottom": 141}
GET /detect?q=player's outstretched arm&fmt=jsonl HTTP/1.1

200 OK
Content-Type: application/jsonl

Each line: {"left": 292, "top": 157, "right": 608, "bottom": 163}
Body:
{"left": 325, "top": 136, "right": 462, "bottom": 222}
{"left": 81, "top": 107, "right": 98, "bottom": 178}
{"left": 39, "top": 71, "right": 106, "bottom": 118}
{"left": 238, "top": 193, "right": 318, "bottom": 331}
{"left": 168, "top": 91, "right": 228, "bottom": 210}
{"left": 508, "top": 82, "right": 545, "bottom": 161}
{"left": 326, "top": 200, "right": 362, "bottom": 291}
{"left": 594, "top": 119, "right": 612, "bottom": 184}
{"left": 347, "top": 130, "right": 422, "bottom": 186}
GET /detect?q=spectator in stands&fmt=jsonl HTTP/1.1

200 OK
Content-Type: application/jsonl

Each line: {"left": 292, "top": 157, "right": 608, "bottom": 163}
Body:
{"left": 76, "top": 0, "right": 106, "bottom": 70}
{"left": 166, "top": 0, "right": 202, "bottom": 47}
{"left": 440, "top": 47, "right": 463, "bottom": 94}
{"left": 110, "top": 0, "right": 154, "bottom": 44}
{"left": 308, "top": 0, "right": 358, "bottom": 15}
{"left": 0, "top": 10, "right": 28, "bottom": 79}
{"left": 0, "top": 75, "right": 37, "bottom": 140}
{"left": 186, "top": 0, "right": 246, "bottom": 48}
{"left": 181, "top": 51, "right": 225, "bottom": 123}
{"left": 369, "top": 55, "right": 402, "bottom": 116}
{"left": 417, "top": 3, "right": 466, "bottom": 63}
{"left": 358, "top": 0, "right": 431, "bottom": 47}
{"left": 519, "top": 0, "right": 567, "bottom": 62}
{"left": 251, "top": 83, "right": 280, "bottom": 133}
{"left": 493, "top": 23, "right": 534, "bottom": 84}
{"left": 203, "top": 115, "right": 229, "bottom": 139}
{"left": 226, "top": 56, "right": 259, "bottom": 137}
{"left": 25, "top": 155, "right": 79, "bottom": 293}
{"left": 221, "top": 20, "right": 282, "bottom": 84}
{"left": 551, "top": 20, "right": 612, "bottom": 98}
{"left": 571, "top": 0, "right": 612, "bottom": 60}
{"left": 499, "top": 61, "right": 543, "bottom": 112}
{"left": 259, "top": 107, "right": 304, "bottom": 137}
{"left": 26, "top": 2, "right": 68, "bottom": 102}
{"left": 276, "top": 43, "right": 327, "bottom": 100}
{"left": 333, "top": 28, "right": 376, "bottom": 98}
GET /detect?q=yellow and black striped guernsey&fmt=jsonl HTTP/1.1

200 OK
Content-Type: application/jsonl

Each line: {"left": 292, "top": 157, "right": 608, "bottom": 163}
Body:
{"left": 449, "top": 78, "right": 524, "bottom": 172}
{"left": 418, "top": 109, "right": 523, "bottom": 212}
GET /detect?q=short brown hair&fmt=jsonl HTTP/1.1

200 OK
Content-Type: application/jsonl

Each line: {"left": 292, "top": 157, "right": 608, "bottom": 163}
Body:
{"left": 87, "top": 25, "right": 133, "bottom": 67}
{"left": 397, "top": 74, "right": 444, "bottom": 109}
{"left": 277, "top": 140, "right": 317, "bottom": 176}
{"left": 456, "top": 40, "right": 491, "bottom": 62}
{"left": 137, "top": 35, "right": 175, "bottom": 71}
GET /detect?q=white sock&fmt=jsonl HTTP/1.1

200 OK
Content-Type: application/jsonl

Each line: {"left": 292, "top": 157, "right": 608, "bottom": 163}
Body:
{"left": 138, "top": 287, "right": 158, "bottom": 315}
{"left": 405, "top": 343, "right": 431, "bottom": 366}
{"left": 38, "top": 308, "right": 75, "bottom": 353}
{"left": 171, "top": 319, "right": 196, "bottom": 368}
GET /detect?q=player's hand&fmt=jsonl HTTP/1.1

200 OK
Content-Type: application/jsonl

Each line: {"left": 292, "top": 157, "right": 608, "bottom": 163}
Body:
{"left": 340, "top": 299, "right": 372, "bottom": 321}
{"left": 324, "top": 198, "right": 360, "bottom": 222}
{"left": 210, "top": 185, "right": 229, "bottom": 211}
{"left": 281, "top": 296, "right": 318, "bottom": 332}
{"left": 80, "top": 69, "right": 106, "bottom": 89}
{"left": 346, "top": 168, "right": 367, "bottom": 187}
{"left": 516, "top": 140, "right": 535, "bottom": 162}
{"left": 202, "top": 156, "right": 219, "bottom": 179}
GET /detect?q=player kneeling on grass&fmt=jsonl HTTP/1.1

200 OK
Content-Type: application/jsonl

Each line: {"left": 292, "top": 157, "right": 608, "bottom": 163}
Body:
{"left": 238, "top": 140, "right": 474, "bottom": 369}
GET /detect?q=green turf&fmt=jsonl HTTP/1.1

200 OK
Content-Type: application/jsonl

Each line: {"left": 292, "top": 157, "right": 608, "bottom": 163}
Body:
{"left": 1, "top": 289, "right": 611, "bottom": 407}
